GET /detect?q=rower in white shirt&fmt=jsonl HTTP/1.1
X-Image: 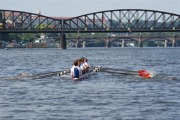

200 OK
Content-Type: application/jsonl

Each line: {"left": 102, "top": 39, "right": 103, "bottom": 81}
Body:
{"left": 79, "top": 57, "right": 90, "bottom": 74}
{"left": 70, "top": 60, "right": 82, "bottom": 80}
{"left": 83, "top": 58, "right": 90, "bottom": 69}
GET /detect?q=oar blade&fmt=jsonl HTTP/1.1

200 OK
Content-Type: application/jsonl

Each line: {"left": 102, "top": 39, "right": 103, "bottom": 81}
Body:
{"left": 138, "top": 70, "right": 154, "bottom": 79}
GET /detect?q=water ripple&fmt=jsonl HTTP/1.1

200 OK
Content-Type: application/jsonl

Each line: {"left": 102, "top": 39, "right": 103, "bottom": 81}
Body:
{"left": 0, "top": 48, "right": 180, "bottom": 120}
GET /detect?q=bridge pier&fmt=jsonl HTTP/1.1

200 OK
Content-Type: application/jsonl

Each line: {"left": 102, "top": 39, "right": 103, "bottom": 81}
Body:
{"left": 164, "top": 39, "right": 168, "bottom": 47}
{"left": 76, "top": 39, "right": 81, "bottom": 48}
{"left": 106, "top": 39, "right": 111, "bottom": 47}
{"left": 82, "top": 41, "right": 86, "bottom": 48}
{"left": 121, "top": 39, "right": 125, "bottom": 47}
{"left": 172, "top": 38, "right": 176, "bottom": 47}
{"left": 59, "top": 33, "right": 66, "bottom": 49}
{"left": 138, "top": 38, "right": 143, "bottom": 47}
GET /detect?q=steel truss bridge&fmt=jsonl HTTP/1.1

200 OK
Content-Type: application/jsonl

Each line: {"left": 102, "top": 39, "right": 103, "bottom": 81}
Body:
{"left": 0, "top": 9, "right": 180, "bottom": 48}
{"left": 0, "top": 9, "right": 180, "bottom": 33}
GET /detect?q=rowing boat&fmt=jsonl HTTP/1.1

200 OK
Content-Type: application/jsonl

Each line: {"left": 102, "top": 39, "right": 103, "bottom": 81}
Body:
{"left": 58, "top": 66, "right": 101, "bottom": 80}
{"left": 0, "top": 66, "right": 155, "bottom": 80}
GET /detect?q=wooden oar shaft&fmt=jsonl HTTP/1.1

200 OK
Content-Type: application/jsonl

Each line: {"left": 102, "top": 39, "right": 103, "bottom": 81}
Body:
{"left": 91, "top": 66, "right": 137, "bottom": 73}
{"left": 0, "top": 69, "right": 71, "bottom": 80}
{"left": 100, "top": 69, "right": 139, "bottom": 75}
{"left": 102, "top": 68, "right": 137, "bottom": 73}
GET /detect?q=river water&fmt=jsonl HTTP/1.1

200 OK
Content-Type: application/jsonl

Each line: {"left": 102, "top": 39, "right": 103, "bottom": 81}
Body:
{"left": 0, "top": 47, "right": 180, "bottom": 120}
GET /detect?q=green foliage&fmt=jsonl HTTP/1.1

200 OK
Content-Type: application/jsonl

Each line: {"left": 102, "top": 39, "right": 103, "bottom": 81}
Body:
{"left": 66, "top": 33, "right": 108, "bottom": 38}
{"left": 34, "top": 24, "right": 51, "bottom": 30}
{"left": 20, "top": 33, "right": 36, "bottom": 42}
{"left": 0, "top": 33, "right": 9, "bottom": 41}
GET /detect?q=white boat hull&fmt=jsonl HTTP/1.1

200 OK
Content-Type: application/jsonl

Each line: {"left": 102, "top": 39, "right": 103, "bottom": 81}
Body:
{"left": 59, "top": 67, "right": 101, "bottom": 80}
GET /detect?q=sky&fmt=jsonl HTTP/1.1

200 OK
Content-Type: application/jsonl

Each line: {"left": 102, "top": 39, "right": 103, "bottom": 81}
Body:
{"left": 0, "top": 0, "right": 180, "bottom": 17}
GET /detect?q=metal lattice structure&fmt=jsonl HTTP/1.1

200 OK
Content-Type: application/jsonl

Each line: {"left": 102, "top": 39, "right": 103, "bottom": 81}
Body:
{"left": 64, "top": 9, "right": 180, "bottom": 32}
{"left": 0, "top": 9, "right": 180, "bottom": 33}
{"left": 0, "top": 10, "right": 63, "bottom": 33}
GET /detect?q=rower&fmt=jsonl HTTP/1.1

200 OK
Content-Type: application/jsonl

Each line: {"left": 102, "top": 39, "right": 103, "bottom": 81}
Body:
{"left": 81, "top": 58, "right": 90, "bottom": 73}
{"left": 70, "top": 60, "right": 82, "bottom": 80}
{"left": 83, "top": 58, "right": 90, "bottom": 70}
{"left": 79, "top": 58, "right": 85, "bottom": 74}
{"left": 79, "top": 57, "right": 90, "bottom": 74}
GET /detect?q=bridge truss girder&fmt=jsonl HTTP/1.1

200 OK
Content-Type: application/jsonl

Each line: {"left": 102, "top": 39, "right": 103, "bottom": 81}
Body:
{"left": 0, "top": 9, "right": 180, "bottom": 33}
{"left": 65, "top": 9, "right": 180, "bottom": 33}
{"left": 0, "top": 10, "right": 62, "bottom": 33}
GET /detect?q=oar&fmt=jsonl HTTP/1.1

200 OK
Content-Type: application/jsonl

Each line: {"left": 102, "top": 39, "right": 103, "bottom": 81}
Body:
{"left": 137, "top": 70, "right": 153, "bottom": 79}
{"left": 91, "top": 66, "right": 137, "bottom": 73}
{"left": 32, "top": 69, "right": 71, "bottom": 79}
{"left": 102, "top": 67, "right": 137, "bottom": 73}
{"left": 98, "top": 67, "right": 153, "bottom": 79}
{"left": 99, "top": 69, "right": 139, "bottom": 75}
{"left": 0, "top": 69, "right": 71, "bottom": 80}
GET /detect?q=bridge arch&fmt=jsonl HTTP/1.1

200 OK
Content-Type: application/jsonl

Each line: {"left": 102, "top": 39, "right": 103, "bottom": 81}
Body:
{"left": 143, "top": 37, "right": 171, "bottom": 42}
{"left": 1, "top": 9, "right": 180, "bottom": 33}
{"left": 141, "top": 37, "right": 172, "bottom": 47}
{"left": 110, "top": 38, "right": 138, "bottom": 47}
{"left": 0, "top": 9, "right": 63, "bottom": 33}
{"left": 65, "top": 9, "right": 180, "bottom": 33}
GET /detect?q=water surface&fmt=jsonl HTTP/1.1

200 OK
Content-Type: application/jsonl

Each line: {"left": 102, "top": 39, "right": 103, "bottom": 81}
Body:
{"left": 0, "top": 47, "right": 180, "bottom": 120}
